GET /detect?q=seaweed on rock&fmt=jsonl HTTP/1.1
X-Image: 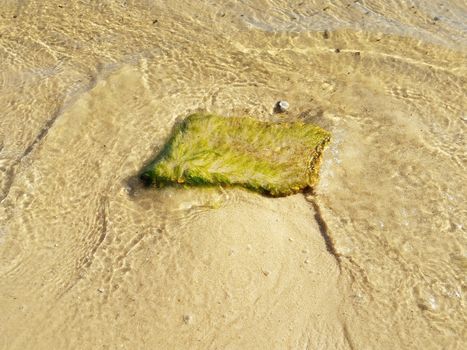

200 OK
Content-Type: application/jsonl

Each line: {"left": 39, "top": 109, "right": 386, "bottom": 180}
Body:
{"left": 140, "top": 113, "right": 331, "bottom": 197}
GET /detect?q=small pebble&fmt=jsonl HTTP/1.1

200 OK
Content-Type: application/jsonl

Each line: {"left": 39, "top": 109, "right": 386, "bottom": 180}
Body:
{"left": 274, "top": 100, "right": 289, "bottom": 113}
{"left": 97, "top": 288, "right": 104, "bottom": 293}
{"left": 183, "top": 314, "right": 193, "bottom": 324}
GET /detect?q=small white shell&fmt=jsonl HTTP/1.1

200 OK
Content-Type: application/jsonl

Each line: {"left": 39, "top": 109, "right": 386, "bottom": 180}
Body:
{"left": 275, "top": 100, "right": 289, "bottom": 113}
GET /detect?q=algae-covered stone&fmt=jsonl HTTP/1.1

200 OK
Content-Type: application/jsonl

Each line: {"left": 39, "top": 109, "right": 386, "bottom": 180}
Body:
{"left": 140, "top": 113, "right": 331, "bottom": 196}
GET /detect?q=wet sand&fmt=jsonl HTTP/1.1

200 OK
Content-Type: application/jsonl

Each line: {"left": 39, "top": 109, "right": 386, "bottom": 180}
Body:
{"left": 0, "top": 1, "right": 466, "bottom": 349}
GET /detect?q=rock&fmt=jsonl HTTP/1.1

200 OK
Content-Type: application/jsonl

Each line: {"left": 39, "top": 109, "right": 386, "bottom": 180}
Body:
{"left": 140, "top": 113, "right": 331, "bottom": 197}
{"left": 274, "top": 100, "right": 289, "bottom": 113}
{"left": 183, "top": 314, "right": 193, "bottom": 324}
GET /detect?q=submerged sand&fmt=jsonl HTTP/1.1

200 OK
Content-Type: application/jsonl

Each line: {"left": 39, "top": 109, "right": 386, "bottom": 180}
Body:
{"left": 0, "top": 1, "right": 466, "bottom": 349}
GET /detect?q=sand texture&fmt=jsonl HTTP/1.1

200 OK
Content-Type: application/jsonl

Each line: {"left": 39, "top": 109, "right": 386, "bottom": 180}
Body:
{"left": 0, "top": 1, "right": 466, "bottom": 349}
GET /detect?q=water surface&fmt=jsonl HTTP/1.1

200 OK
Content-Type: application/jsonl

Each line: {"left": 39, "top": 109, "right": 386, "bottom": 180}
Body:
{"left": 0, "top": 1, "right": 466, "bottom": 349}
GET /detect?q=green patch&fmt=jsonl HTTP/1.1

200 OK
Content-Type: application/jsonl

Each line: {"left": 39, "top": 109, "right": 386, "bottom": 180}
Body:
{"left": 140, "top": 113, "right": 331, "bottom": 196}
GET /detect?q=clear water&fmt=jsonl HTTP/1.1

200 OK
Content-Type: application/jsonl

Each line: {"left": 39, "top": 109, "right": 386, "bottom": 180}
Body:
{"left": 0, "top": 1, "right": 466, "bottom": 349}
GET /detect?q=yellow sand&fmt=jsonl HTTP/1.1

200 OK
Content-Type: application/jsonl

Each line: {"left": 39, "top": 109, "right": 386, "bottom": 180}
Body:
{"left": 0, "top": 1, "right": 466, "bottom": 349}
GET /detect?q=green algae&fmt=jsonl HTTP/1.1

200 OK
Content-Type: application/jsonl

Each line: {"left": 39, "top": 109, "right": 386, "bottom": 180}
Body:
{"left": 140, "top": 113, "right": 331, "bottom": 197}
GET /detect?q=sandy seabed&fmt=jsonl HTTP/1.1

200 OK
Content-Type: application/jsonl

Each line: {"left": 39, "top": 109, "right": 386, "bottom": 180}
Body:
{"left": 0, "top": 1, "right": 466, "bottom": 349}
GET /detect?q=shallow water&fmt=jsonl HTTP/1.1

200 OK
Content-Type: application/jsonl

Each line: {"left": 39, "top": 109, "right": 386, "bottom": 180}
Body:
{"left": 0, "top": 1, "right": 466, "bottom": 349}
